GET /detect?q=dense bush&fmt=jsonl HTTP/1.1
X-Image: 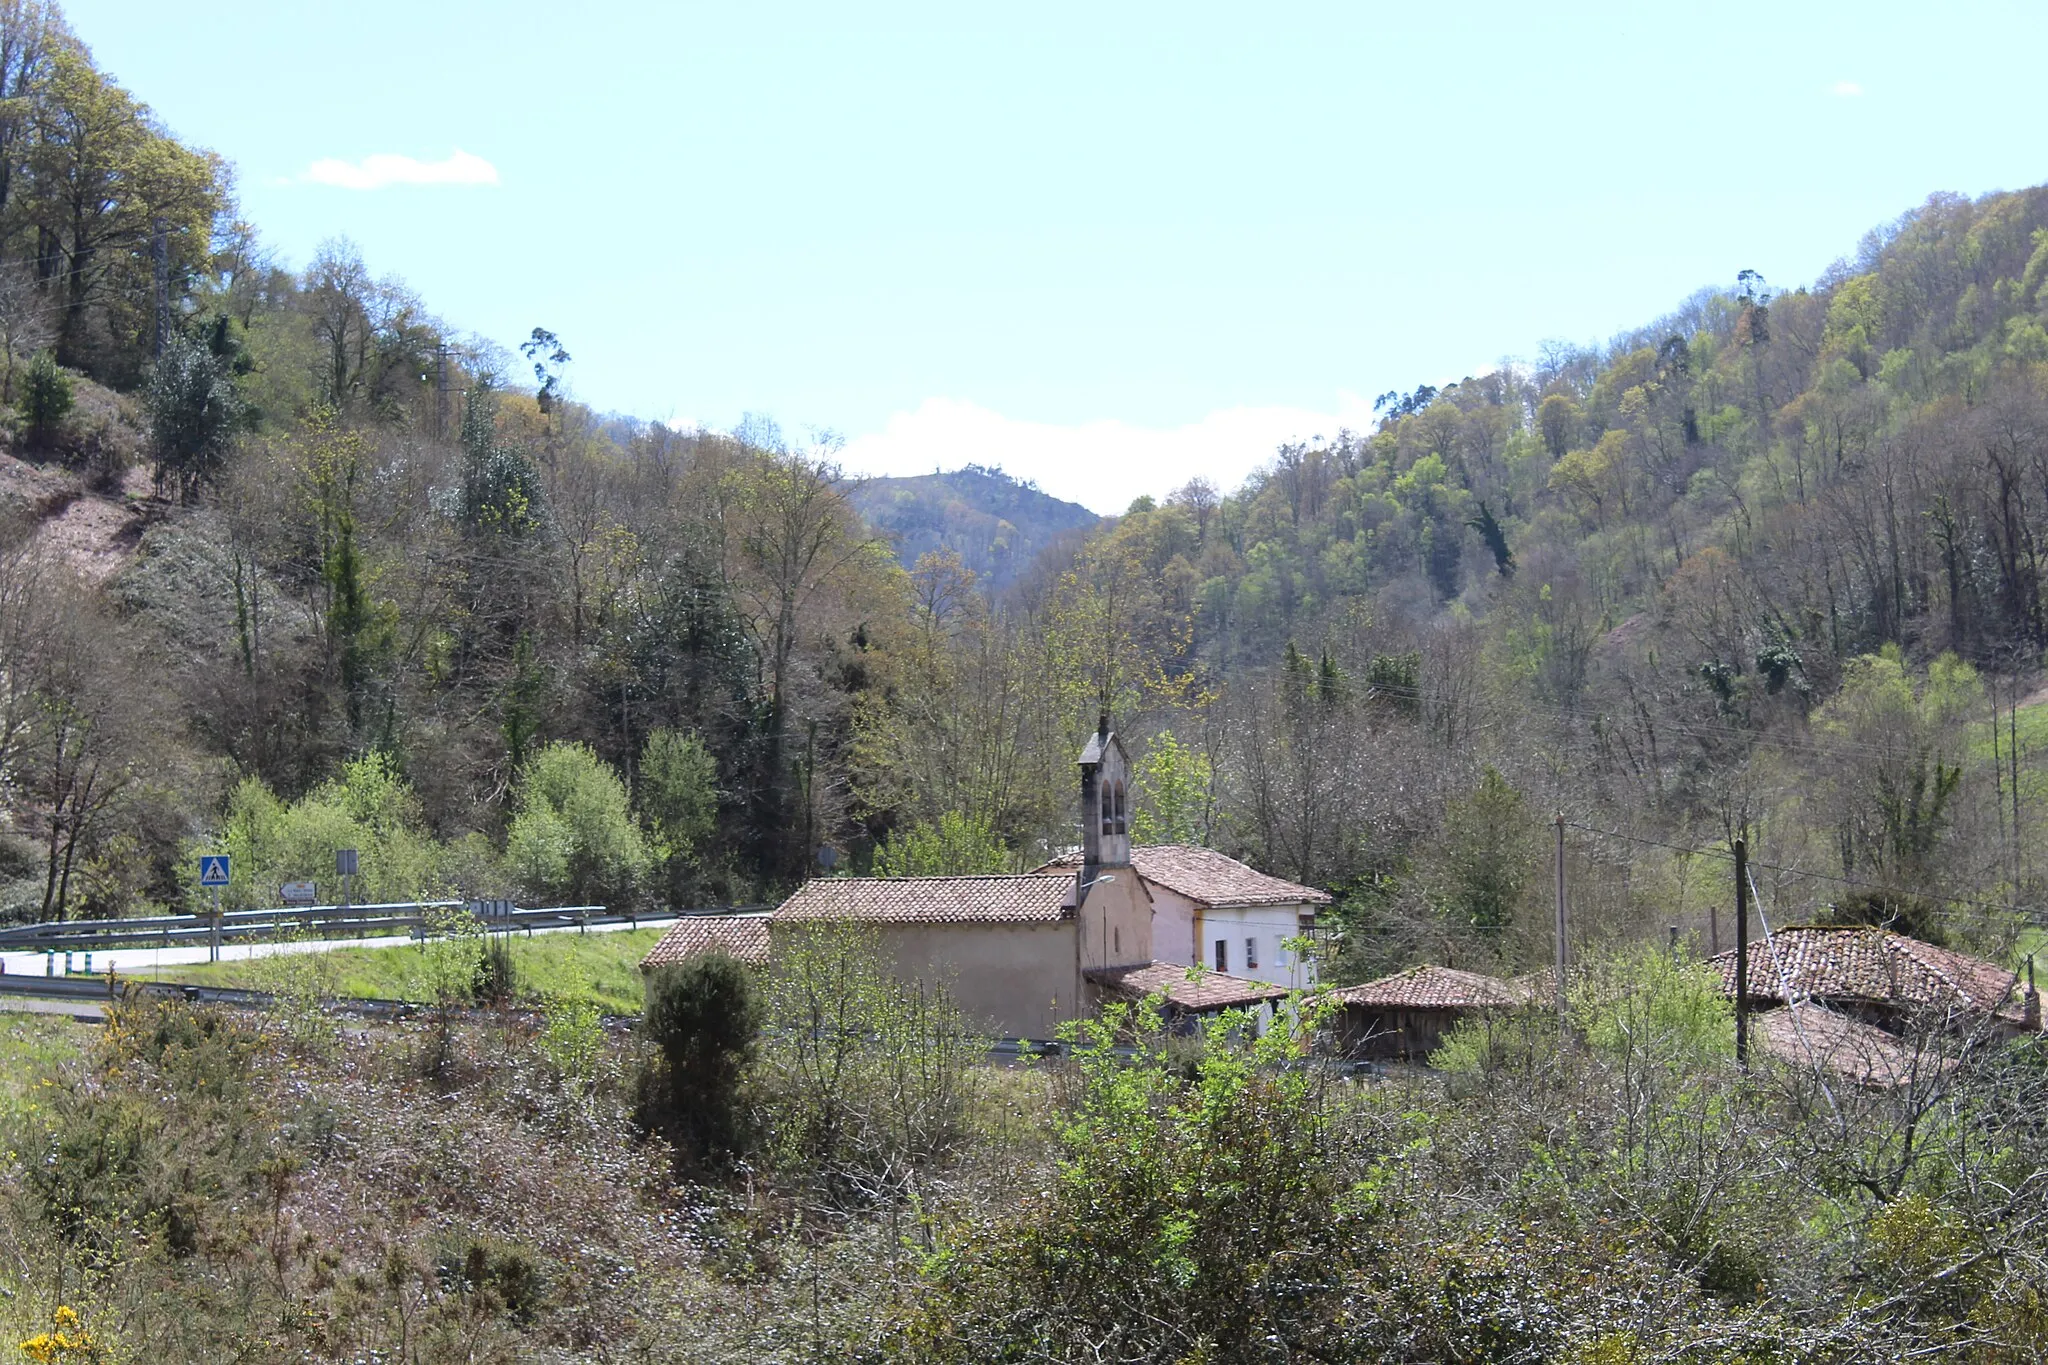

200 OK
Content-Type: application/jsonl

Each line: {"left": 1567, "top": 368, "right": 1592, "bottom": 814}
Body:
{"left": 14, "top": 349, "right": 71, "bottom": 450}
{"left": 639, "top": 950, "right": 760, "bottom": 1166}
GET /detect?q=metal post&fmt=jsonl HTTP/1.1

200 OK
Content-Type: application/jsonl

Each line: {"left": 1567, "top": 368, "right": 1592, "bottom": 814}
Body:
{"left": 1554, "top": 811, "right": 1568, "bottom": 1024}
{"left": 210, "top": 886, "right": 222, "bottom": 964}
{"left": 1734, "top": 837, "right": 1749, "bottom": 1065}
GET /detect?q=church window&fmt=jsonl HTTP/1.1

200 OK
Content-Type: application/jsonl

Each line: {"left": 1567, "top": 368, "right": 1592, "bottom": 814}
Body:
{"left": 1113, "top": 780, "right": 1128, "bottom": 835}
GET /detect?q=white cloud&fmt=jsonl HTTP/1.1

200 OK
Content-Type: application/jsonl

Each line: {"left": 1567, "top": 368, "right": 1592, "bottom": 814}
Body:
{"left": 299, "top": 148, "right": 499, "bottom": 191}
{"left": 837, "top": 395, "right": 1379, "bottom": 514}
{"left": 1829, "top": 80, "right": 1864, "bottom": 97}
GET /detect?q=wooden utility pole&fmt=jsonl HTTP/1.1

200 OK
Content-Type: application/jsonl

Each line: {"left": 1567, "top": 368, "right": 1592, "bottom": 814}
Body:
{"left": 1554, "top": 811, "right": 1568, "bottom": 1023}
{"left": 1734, "top": 837, "right": 1749, "bottom": 1065}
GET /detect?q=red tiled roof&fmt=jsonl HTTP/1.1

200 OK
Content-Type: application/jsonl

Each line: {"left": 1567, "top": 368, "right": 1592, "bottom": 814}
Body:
{"left": 1753, "top": 1004, "right": 1957, "bottom": 1089}
{"left": 1035, "top": 845, "right": 1331, "bottom": 907}
{"left": 1708, "top": 927, "right": 2019, "bottom": 1017}
{"left": 641, "top": 914, "right": 771, "bottom": 969}
{"left": 1330, "top": 964, "right": 1529, "bottom": 1010}
{"left": 773, "top": 875, "right": 1074, "bottom": 925}
{"left": 1088, "top": 961, "right": 1289, "bottom": 1011}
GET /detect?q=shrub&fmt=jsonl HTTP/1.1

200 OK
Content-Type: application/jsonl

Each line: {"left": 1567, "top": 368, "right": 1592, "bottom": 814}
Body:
{"left": 754, "top": 923, "right": 982, "bottom": 1204}
{"left": 15, "top": 350, "right": 71, "bottom": 450}
{"left": 895, "top": 998, "right": 1359, "bottom": 1360}
{"left": 639, "top": 951, "right": 759, "bottom": 1166}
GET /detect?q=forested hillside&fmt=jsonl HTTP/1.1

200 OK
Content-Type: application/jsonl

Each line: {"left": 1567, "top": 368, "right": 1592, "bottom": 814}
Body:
{"left": 2, "top": 0, "right": 2047, "bottom": 985}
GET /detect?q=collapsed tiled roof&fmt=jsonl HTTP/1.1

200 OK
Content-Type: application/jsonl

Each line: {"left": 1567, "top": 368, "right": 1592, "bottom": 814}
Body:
{"left": 1036, "top": 845, "right": 1331, "bottom": 907}
{"left": 641, "top": 913, "right": 771, "bottom": 969}
{"left": 1088, "top": 961, "right": 1289, "bottom": 1011}
{"left": 773, "top": 875, "right": 1075, "bottom": 925}
{"left": 1708, "top": 927, "right": 2019, "bottom": 1017}
{"left": 1753, "top": 1004, "right": 1957, "bottom": 1089}
{"left": 1330, "top": 964, "right": 1529, "bottom": 1010}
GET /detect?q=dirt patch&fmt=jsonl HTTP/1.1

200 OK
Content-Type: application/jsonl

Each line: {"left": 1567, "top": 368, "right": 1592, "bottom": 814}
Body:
{"left": 1, "top": 452, "right": 161, "bottom": 581}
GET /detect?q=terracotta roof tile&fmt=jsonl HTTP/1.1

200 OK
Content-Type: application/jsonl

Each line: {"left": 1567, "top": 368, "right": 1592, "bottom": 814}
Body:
{"left": 1330, "top": 964, "right": 1529, "bottom": 1010}
{"left": 1088, "top": 960, "right": 1289, "bottom": 1011}
{"left": 1753, "top": 1004, "right": 1957, "bottom": 1089}
{"left": 1036, "top": 845, "right": 1331, "bottom": 907}
{"left": 1708, "top": 927, "right": 2018, "bottom": 1017}
{"left": 773, "top": 875, "right": 1074, "bottom": 925}
{"left": 641, "top": 914, "right": 771, "bottom": 969}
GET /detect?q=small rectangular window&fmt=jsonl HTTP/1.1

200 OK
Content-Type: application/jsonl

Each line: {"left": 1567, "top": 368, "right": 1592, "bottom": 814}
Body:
{"left": 1246, "top": 937, "right": 1258, "bottom": 970}
{"left": 1215, "top": 939, "right": 1227, "bottom": 972}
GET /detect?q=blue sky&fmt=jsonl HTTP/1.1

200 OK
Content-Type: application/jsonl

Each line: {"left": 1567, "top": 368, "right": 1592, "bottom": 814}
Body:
{"left": 63, "top": 0, "right": 2048, "bottom": 512}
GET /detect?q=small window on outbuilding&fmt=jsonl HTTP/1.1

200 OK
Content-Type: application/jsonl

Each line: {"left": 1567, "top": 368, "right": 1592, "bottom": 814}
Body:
{"left": 1215, "top": 938, "right": 1228, "bottom": 972}
{"left": 1246, "top": 937, "right": 1258, "bottom": 970}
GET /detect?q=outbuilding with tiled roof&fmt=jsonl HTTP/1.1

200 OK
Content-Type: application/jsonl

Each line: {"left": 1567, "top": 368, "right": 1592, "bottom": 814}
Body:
{"left": 1088, "top": 961, "right": 1289, "bottom": 1022}
{"left": 1707, "top": 926, "right": 2023, "bottom": 1031}
{"left": 640, "top": 913, "right": 772, "bottom": 970}
{"left": 1326, "top": 963, "right": 1531, "bottom": 1060}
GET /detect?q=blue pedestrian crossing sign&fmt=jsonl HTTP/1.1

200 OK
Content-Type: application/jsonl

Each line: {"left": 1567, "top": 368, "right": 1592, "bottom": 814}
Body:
{"left": 198, "top": 855, "right": 231, "bottom": 887}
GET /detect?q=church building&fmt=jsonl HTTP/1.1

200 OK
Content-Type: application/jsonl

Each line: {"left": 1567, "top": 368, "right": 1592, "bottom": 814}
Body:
{"left": 640, "top": 717, "right": 1330, "bottom": 1039}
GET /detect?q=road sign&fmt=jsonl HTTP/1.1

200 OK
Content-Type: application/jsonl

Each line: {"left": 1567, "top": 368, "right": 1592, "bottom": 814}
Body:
{"left": 335, "top": 848, "right": 359, "bottom": 877}
{"left": 198, "top": 855, "right": 230, "bottom": 887}
{"left": 280, "top": 880, "right": 317, "bottom": 906}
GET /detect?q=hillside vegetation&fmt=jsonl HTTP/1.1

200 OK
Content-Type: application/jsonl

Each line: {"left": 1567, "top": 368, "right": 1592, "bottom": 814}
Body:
{"left": 0, "top": 0, "right": 2042, "bottom": 994}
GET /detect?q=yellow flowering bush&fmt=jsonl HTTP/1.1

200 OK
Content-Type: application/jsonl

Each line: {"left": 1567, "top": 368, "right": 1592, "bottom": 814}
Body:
{"left": 18, "top": 1305, "right": 107, "bottom": 1363}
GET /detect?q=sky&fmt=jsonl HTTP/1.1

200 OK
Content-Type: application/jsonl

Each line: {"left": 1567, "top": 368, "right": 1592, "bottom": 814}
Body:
{"left": 59, "top": 0, "right": 2048, "bottom": 513}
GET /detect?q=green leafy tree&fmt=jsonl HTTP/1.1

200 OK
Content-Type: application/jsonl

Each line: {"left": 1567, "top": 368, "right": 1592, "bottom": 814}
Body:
{"left": 639, "top": 727, "right": 719, "bottom": 902}
{"left": 505, "top": 741, "right": 649, "bottom": 908}
{"left": 1132, "top": 730, "right": 1212, "bottom": 845}
{"left": 872, "top": 809, "right": 1006, "bottom": 875}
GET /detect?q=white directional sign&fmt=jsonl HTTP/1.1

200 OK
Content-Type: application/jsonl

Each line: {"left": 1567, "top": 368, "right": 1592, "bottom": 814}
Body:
{"left": 198, "top": 855, "right": 231, "bottom": 887}
{"left": 280, "top": 880, "right": 317, "bottom": 905}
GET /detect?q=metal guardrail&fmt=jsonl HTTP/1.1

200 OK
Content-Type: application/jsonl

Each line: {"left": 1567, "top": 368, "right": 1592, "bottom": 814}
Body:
{"left": 0, "top": 901, "right": 644, "bottom": 954}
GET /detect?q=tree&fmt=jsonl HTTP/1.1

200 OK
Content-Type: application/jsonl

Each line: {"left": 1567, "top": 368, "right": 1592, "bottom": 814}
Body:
{"left": 872, "top": 810, "right": 1006, "bottom": 875}
{"left": 640, "top": 952, "right": 760, "bottom": 1168}
{"left": 1132, "top": 730, "right": 1212, "bottom": 845}
{"left": 28, "top": 46, "right": 225, "bottom": 371}
{"left": 506, "top": 741, "right": 649, "bottom": 908}
{"left": 1438, "top": 766, "right": 1536, "bottom": 941}
{"left": 639, "top": 726, "right": 719, "bottom": 901}
{"left": 146, "top": 328, "right": 243, "bottom": 500}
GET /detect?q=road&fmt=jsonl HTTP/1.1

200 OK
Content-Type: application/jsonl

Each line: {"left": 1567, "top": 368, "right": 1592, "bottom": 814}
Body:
{"left": 0, "top": 914, "right": 680, "bottom": 980}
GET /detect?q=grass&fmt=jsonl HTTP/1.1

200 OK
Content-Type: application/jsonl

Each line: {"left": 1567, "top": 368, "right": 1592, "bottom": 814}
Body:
{"left": 0, "top": 1013, "right": 85, "bottom": 1126}
{"left": 131, "top": 927, "right": 664, "bottom": 1015}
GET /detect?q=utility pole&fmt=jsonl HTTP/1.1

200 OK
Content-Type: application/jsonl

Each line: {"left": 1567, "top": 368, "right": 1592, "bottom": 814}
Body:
{"left": 435, "top": 340, "right": 449, "bottom": 439}
{"left": 150, "top": 217, "right": 169, "bottom": 360}
{"left": 1734, "top": 837, "right": 1750, "bottom": 1065}
{"left": 1554, "top": 811, "right": 1568, "bottom": 1024}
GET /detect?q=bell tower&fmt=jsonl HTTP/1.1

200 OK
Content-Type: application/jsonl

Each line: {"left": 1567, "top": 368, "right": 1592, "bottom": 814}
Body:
{"left": 1078, "top": 712, "right": 1131, "bottom": 892}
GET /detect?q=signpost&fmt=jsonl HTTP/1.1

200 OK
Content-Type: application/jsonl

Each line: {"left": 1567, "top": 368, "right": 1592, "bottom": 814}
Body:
{"left": 280, "top": 880, "right": 317, "bottom": 906}
{"left": 336, "top": 849, "right": 359, "bottom": 909}
{"left": 198, "top": 855, "right": 230, "bottom": 962}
